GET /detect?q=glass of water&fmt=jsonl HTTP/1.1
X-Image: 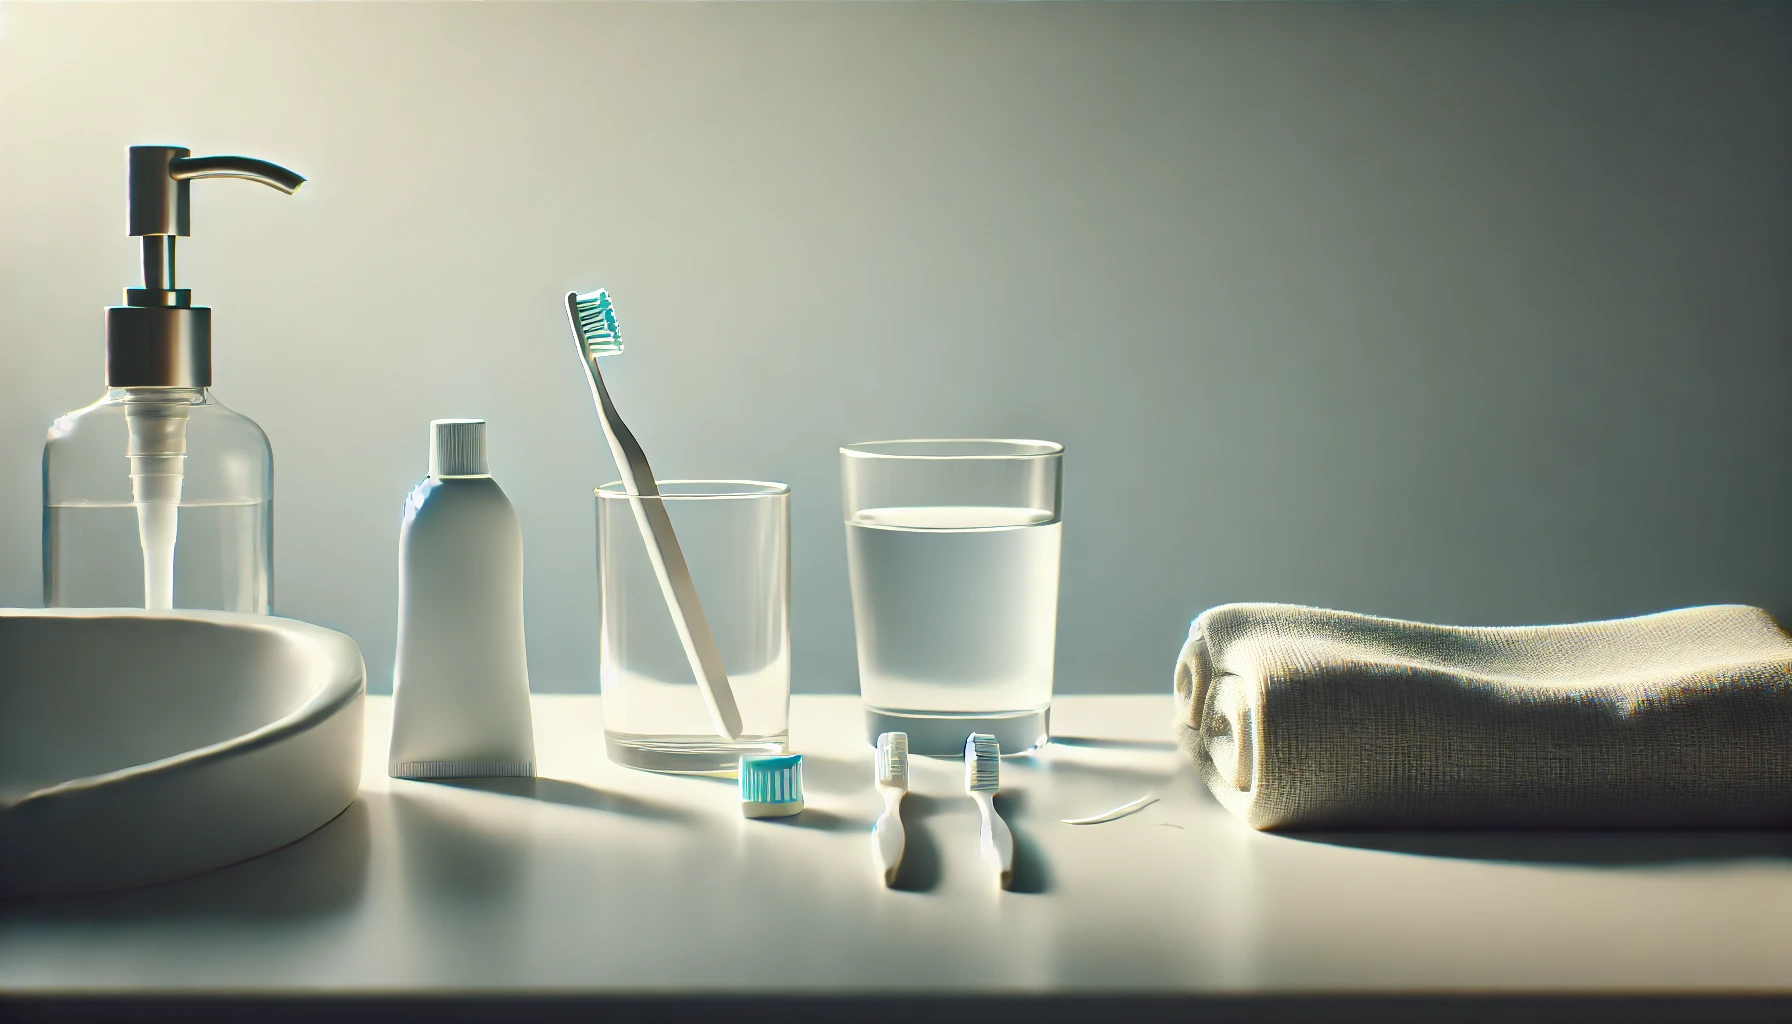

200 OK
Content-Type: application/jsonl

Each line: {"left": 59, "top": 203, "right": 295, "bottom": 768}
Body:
{"left": 840, "top": 440, "right": 1063, "bottom": 755}
{"left": 598, "top": 480, "right": 790, "bottom": 773}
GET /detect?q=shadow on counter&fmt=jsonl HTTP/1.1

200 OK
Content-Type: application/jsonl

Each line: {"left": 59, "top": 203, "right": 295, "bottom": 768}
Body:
{"left": 432, "top": 776, "right": 701, "bottom": 823}
{"left": 0, "top": 796, "right": 372, "bottom": 922}
{"left": 995, "top": 789, "right": 1052, "bottom": 894}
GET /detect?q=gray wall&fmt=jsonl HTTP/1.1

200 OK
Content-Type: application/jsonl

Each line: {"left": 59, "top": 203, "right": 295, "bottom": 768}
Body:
{"left": 2, "top": 2, "right": 1788, "bottom": 695}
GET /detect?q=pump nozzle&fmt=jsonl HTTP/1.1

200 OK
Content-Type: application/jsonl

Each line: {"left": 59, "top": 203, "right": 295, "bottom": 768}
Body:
{"left": 127, "top": 146, "right": 304, "bottom": 239}
{"left": 108, "top": 145, "right": 305, "bottom": 389}
{"left": 169, "top": 155, "right": 306, "bottom": 194}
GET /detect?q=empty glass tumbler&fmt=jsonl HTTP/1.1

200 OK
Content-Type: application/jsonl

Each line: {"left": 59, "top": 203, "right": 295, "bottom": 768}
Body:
{"left": 841, "top": 440, "right": 1063, "bottom": 754}
{"left": 598, "top": 480, "right": 791, "bottom": 773}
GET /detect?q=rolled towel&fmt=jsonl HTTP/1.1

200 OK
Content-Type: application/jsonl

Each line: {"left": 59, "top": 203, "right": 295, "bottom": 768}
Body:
{"left": 1174, "top": 603, "right": 1792, "bottom": 829}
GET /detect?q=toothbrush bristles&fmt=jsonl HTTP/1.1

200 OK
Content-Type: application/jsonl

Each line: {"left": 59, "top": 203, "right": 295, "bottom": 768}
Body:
{"left": 573, "top": 288, "right": 623, "bottom": 357}
{"left": 876, "top": 732, "right": 909, "bottom": 786}
{"left": 965, "top": 733, "right": 1000, "bottom": 792}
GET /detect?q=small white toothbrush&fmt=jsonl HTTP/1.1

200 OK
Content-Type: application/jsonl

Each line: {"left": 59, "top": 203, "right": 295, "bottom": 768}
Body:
{"left": 872, "top": 732, "right": 909, "bottom": 886}
{"left": 964, "top": 732, "right": 1014, "bottom": 890}
{"left": 564, "top": 289, "right": 744, "bottom": 741}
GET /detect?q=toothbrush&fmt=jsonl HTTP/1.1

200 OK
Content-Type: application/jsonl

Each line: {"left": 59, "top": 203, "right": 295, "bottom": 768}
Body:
{"left": 964, "top": 732, "right": 1013, "bottom": 890}
{"left": 872, "top": 731, "right": 909, "bottom": 886}
{"left": 564, "top": 289, "right": 744, "bottom": 741}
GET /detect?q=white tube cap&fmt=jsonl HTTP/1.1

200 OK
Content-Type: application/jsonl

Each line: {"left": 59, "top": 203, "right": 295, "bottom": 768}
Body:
{"left": 430, "top": 419, "right": 489, "bottom": 477}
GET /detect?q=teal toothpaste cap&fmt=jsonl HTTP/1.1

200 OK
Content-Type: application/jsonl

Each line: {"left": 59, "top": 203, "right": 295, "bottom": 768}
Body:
{"left": 739, "top": 754, "right": 804, "bottom": 818}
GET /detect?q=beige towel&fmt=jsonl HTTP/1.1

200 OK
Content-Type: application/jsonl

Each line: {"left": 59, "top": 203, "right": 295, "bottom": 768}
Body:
{"left": 1174, "top": 603, "right": 1792, "bottom": 829}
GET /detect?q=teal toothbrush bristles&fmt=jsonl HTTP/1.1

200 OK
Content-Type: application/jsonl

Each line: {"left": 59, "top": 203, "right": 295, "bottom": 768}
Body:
{"left": 739, "top": 754, "right": 804, "bottom": 810}
{"left": 965, "top": 733, "right": 1000, "bottom": 791}
{"left": 573, "top": 288, "right": 623, "bottom": 357}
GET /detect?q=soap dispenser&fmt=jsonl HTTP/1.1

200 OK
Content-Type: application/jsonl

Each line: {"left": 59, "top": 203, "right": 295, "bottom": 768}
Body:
{"left": 43, "top": 145, "right": 304, "bottom": 613}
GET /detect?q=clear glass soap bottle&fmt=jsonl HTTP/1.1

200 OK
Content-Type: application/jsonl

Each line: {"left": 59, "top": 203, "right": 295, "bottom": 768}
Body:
{"left": 43, "top": 145, "right": 304, "bottom": 614}
{"left": 45, "top": 388, "right": 273, "bottom": 612}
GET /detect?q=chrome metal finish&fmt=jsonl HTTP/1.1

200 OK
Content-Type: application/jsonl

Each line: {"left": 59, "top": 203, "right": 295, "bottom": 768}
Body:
{"left": 124, "top": 288, "right": 190, "bottom": 308}
{"left": 128, "top": 146, "right": 191, "bottom": 237}
{"left": 126, "top": 145, "right": 305, "bottom": 238}
{"left": 107, "top": 144, "right": 305, "bottom": 386}
{"left": 141, "top": 236, "right": 177, "bottom": 290}
{"left": 106, "top": 306, "right": 212, "bottom": 388}
{"left": 169, "top": 155, "right": 306, "bottom": 194}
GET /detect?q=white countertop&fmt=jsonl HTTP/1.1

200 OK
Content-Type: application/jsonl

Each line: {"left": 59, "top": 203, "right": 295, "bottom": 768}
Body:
{"left": 6, "top": 694, "right": 1792, "bottom": 1003}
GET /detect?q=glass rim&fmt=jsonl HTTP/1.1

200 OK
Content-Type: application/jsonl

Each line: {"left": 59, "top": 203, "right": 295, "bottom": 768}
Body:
{"left": 839, "top": 438, "right": 1063, "bottom": 461}
{"left": 595, "top": 479, "right": 790, "bottom": 501}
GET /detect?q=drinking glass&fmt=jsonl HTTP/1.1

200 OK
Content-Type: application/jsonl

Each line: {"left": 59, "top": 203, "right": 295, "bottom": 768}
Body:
{"left": 840, "top": 440, "right": 1063, "bottom": 754}
{"left": 599, "top": 480, "right": 790, "bottom": 772}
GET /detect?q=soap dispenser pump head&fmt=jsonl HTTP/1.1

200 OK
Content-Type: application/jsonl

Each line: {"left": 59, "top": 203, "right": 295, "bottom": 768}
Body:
{"left": 106, "top": 145, "right": 305, "bottom": 389}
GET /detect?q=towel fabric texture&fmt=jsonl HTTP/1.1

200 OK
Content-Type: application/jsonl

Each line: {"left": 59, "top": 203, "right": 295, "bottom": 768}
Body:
{"left": 1174, "top": 603, "right": 1792, "bottom": 830}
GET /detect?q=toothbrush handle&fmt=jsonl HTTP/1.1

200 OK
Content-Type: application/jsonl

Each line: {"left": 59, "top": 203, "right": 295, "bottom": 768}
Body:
{"left": 973, "top": 791, "right": 1014, "bottom": 890}
{"left": 873, "top": 788, "right": 905, "bottom": 887}
{"left": 623, "top": 493, "right": 744, "bottom": 741}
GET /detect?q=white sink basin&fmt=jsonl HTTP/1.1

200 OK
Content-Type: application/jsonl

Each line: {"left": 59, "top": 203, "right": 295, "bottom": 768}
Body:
{"left": 0, "top": 609, "right": 364, "bottom": 897}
